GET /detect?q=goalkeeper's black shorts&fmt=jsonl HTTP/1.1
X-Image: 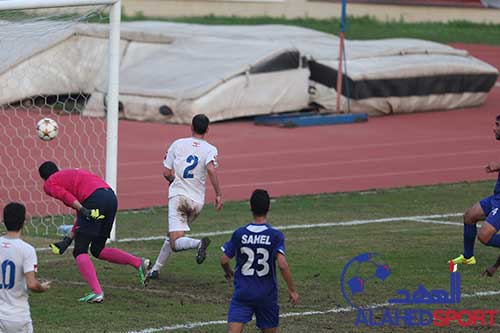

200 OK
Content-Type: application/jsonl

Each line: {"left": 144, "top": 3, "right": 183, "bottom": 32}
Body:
{"left": 75, "top": 188, "right": 117, "bottom": 238}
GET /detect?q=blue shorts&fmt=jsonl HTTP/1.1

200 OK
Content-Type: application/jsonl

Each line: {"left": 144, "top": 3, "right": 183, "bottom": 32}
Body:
{"left": 228, "top": 298, "right": 279, "bottom": 329}
{"left": 480, "top": 195, "right": 500, "bottom": 231}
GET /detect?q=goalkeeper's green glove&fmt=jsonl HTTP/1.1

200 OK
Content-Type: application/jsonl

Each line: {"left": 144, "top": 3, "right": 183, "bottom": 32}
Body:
{"left": 80, "top": 207, "right": 105, "bottom": 221}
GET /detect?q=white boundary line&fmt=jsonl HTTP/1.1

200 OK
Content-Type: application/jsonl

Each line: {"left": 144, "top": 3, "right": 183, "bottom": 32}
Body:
{"left": 406, "top": 218, "right": 462, "bottom": 226}
{"left": 127, "top": 289, "right": 500, "bottom": 332}
{"left": 116, "top": 213, "right": 462, "bottom": 243}
{"left": 34, "top": 212, "right": 462, "bottom": 251}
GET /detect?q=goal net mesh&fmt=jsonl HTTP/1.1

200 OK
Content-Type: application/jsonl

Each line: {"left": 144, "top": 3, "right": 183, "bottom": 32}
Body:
{"left": 0, "top": 5, "right": 111, "bottom": 236}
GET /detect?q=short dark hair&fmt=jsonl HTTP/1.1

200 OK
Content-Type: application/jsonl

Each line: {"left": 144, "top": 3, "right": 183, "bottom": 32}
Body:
{"left": 192, "top": 114, "right": 209, "bottom": 135}
{"left": 39, "top": 161, "right": 59, "bottom": 180}
{"left": 3, "top": 202, "right": 26, "bottom": 231}
{"left": 250, "top": 189, "right": 270, "bottom": 217}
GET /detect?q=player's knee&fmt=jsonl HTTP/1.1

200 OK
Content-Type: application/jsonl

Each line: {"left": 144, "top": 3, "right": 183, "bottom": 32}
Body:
{"left": 463, "top": 210, "right": 474, "bottom": 224}
{"left": 170, "top": 241, "right": 179, "bottom": 252}
{"left": 169, "top": 235, "right": 182, "bottom": 252}
{"left": 464, "top": 210, "right": 480, "bottom": 224}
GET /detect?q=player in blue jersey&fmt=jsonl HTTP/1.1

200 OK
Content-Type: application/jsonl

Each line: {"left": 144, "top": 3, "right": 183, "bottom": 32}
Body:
{"left": 220, "top": 189, "right": 299, "bottom": 333}
{"left": 450, "top": 115, "right": 500, "bottom": 266}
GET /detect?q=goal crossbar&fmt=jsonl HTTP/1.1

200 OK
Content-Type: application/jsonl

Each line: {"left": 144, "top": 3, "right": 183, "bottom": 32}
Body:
{"left": 0, "top": 0, "right": 118, "bottom": 11}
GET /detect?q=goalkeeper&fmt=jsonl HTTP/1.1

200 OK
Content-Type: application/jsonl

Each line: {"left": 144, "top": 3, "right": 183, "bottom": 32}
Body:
{"left": 39, "top": 161, "right": 151, "bottom": 303}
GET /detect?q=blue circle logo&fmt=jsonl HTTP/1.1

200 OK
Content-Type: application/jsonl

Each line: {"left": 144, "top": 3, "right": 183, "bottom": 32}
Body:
{"left": 340, "top": 253, "right": 391, "bottom": 308}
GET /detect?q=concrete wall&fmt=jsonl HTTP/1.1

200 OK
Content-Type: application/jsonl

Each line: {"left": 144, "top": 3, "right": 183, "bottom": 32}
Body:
{"left": 122, "top": 0, "right": 500, "bottom": 24}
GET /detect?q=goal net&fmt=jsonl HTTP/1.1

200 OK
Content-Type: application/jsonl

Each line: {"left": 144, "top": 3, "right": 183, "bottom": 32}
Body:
{"left": 0, "top": 1, "right": 120, "bottom": 238}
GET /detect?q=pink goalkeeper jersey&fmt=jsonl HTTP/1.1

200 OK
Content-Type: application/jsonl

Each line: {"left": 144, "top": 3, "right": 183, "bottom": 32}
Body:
{"left": 43, "top": 169, "right": 110, "bottom": 207}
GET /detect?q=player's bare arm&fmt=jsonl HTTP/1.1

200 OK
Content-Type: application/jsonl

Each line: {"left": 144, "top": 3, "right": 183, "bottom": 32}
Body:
{"left": 220, "top": 254, "right": 234, "bottom": 282}
{"left": 25, "top": 271, "right": 50, "bottom": 293}
{"left": 71, "top": 200, "right": 83, "bottom": 211}
{"left": 163, "top": 167, "right": 175, "bottom": 184}
{"left": 485, "top": 162, "right": 500, "bottom": 173}
{"left": 277, "top": 253, "right": 299, "bottom": 305}
{"left": 71, "top": 200, "right": 89, "bottom": 217}
{"left": 207, "top": 161, "right": 223, "bottom": 211}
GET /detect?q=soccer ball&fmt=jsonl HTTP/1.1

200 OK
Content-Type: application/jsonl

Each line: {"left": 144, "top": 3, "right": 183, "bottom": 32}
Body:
{"left": 36, "top": 117, "right": 58, "bottom": 141}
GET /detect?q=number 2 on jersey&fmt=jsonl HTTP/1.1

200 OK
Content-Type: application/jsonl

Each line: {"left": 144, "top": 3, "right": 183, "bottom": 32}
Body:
{"left": 183, "top": 155, "right": 199, "bottom": 178}
{"left": 241, "top": 247, "right": 270, "bottom": 277}
{"left": 0, "top": 259, "right": 16, "bottom": 289}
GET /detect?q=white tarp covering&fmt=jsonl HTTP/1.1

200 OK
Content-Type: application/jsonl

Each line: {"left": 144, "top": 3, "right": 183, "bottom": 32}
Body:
{"left": 481, "top": 0, "right": 500, "bottom": 8}
{"left": 85, "top": 23, "right": 319, "bottom": 123}
{"left": 0, "top": 21, "right": 497, "bottom": 123}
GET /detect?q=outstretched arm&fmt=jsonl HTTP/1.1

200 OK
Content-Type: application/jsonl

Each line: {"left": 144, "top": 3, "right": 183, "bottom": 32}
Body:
{"left": 277, "top": 253, "right": 299, "bottom": 305}
{"left": 207, "top": 162, "right": 223, "bottom": 211}
{"left": 220, "top": 254, "right": 233, "bottom": 283}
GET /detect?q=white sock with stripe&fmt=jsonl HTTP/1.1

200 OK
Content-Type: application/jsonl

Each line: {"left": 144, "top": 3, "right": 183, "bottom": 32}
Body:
{"left": 152, "top": 238, "right": 172, "bottom": 271}
{"left": 174, "top": 237, "right": 201, "bottom": 251}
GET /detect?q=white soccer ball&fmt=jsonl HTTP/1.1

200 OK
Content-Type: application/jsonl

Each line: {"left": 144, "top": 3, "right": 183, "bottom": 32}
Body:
{"left": 36, "top": 117, "right": 58, "bottom": 141}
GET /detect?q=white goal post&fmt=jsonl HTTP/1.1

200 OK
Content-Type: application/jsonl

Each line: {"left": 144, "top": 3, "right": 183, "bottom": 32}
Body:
{"left": 0, "top": 0, "right": 121, "bottom": 241}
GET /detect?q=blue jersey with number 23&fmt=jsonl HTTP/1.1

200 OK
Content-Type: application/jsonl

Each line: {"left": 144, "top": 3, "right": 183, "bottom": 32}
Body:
{"left": 222, "top": 223, "right": 285, "bottom": 302}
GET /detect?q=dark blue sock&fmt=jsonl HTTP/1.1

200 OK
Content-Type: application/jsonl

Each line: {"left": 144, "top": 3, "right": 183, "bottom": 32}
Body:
{"left": 487, "top": 234, "right": 500, "bottom": 248}
{"left": 464, "top": 224, "right": 477, "bottom": 259}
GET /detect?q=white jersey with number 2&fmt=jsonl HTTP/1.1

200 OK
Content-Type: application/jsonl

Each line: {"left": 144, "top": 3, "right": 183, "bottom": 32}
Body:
{"left": 164, "top": 137, "right": 218, "bottom": 204}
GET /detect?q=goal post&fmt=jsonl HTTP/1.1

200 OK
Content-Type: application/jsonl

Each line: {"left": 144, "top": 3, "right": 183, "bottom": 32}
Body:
{"left": 106, "top": 1, "right": 120, "bottom": 242}
{"left": 0, "top": 0, "right": 121, "bottom": 241}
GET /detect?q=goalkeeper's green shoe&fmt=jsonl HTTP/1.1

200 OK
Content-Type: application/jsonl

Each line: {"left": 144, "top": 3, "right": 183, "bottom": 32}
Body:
{"left": 449, "top": 254, "right": 476, "bottom": 265}
{"left": 138, "top": 258, "right": 152, "bottom": 288}
{"left": 78, "top": 292, "right": 104, "bottom": 303}
{"left": 49, "top": 236, "right": 73, "bottom": 255}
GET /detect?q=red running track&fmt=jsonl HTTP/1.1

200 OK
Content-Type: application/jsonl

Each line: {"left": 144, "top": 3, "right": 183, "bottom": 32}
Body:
{"left": 117, "top": 44, "right": 500, "bottom": 210}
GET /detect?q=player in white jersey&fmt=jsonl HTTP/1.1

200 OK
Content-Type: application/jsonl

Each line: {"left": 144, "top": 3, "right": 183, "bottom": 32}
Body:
{"left": 147, "top": 114, "right": 223, "bottom": 279}
{"left": 0, "top": 202, "right": 50, "bottom": 333}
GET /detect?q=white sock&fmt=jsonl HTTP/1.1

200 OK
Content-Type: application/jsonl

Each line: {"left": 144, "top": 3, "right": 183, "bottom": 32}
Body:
{"left": 174, "top": 237, "right": 201, "bottom": 251}
{"left": 152, "top": 238, "right": 172, "bottom": 271}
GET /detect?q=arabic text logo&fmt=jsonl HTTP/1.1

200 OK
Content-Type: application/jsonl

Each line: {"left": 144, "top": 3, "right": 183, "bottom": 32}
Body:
{"left": 341, "top": 254, "right": 498, "bottom": 327}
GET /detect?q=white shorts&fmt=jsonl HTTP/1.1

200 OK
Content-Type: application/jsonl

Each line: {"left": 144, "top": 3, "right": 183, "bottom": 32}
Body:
{"left": 168, "top": 195, "right": 204, "bottom": 232}
{"left": 0, "top": 319, "right": 33, "bottom": 333}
